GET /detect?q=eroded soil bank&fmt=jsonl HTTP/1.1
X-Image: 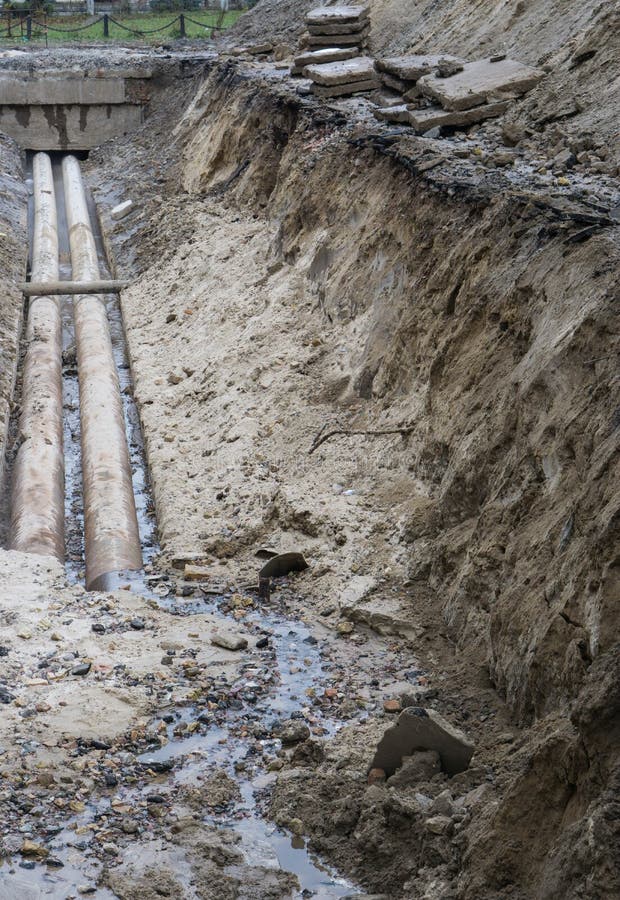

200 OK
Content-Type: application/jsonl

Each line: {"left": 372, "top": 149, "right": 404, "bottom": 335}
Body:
{"left": 0, "top": 31, "right": 618, "bottom": 900}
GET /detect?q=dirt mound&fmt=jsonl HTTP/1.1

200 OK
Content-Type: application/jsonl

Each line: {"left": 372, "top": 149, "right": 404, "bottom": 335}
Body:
{"left": 89, "top": 58, "right": 619, "bottom": 897}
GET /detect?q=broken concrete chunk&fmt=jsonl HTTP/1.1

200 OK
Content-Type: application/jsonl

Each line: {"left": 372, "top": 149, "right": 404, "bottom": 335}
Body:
{"left": 376, "top": 54, "right": 465, "bottom": 82}
{"left": 372, "top": 707, "right": 474, "bottom": 777}
{"left": 380, "top": 72, "right": 409, "bottom": 93}
{"left": 211, "top": 631, "right": 248, "bottom": 652}
{"left": 418, "top": 57, "right": 544, "bottom": 111}
{"left": 110, "top": 199, "right": 133, "bottom": 220}
{"left": 306, "top": 5, "right": 369, "bottom": 26}
{"left": 259, "top": 552, "right": 308, "bottom": 579}
{"left": 408, "top": 100, "right": 511, "bottom": 133}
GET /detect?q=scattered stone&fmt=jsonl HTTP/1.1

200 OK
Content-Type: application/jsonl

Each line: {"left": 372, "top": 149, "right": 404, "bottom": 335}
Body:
{"left": 372, "top": 708, "right": 475, "bottom": 776}
{"left": 305, "top": 6, "right": 369, "bottom": 26}
{"left": 425, "top": 815, "right": 452, "bottom": 835}
{"left": 20, "top": 839, "right": 48, "bottom": 859}
{"left": 312, "top": 79, "right": 378, "bottom": 97}
{"left": 211, "top": 630, "right": 249, "bottom": 652}
{"left": 141, "top": 758, "right": 174, "bottom": 774}
{"left": 367, "top": 767, "right": 387, "bottom": 785}
{"left": 256, "top": 636, "right": 270, "bottom": 649}
{"left": 383, "top": 699, "right": 402, "bottom": 714}
{"left": 184, "top": 563, "right": 211, "bottom": 580}
{"left": 71, "top": 663, "right": 91, "bottom": 677}
{"left": 110, "top": 199, "right": 133, "bottom": 220}
{"left": 373, "top": 104, "right": 411, "bottom": 124}
{"left": 91, "top": 623, "right": 105, "bottom": 634}
{"left": 277, "top": 719, "right": 311, "bottom": 743}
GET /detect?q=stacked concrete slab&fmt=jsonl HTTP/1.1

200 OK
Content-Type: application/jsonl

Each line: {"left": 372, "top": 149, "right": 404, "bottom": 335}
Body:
{"left": 304, "top": 5, "right": 370, "bottom": 51}
{"left": 373, "top": 55, "right": 544, "bottom": 133}
{"left": 304, "top": 56, "right": 379, "bottom": 98}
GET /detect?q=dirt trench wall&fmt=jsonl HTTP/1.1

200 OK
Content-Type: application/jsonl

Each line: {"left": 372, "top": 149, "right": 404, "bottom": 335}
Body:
{"left": 180, "top": 67, "right": 619, "bottom": 727}
{"left": 0, "top": 136, "right": 28, "bottom": 494}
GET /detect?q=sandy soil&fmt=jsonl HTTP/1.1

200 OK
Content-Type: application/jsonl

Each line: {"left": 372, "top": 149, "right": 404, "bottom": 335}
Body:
{"left": 0, "top": 6, "right": 617, "bottom": 896}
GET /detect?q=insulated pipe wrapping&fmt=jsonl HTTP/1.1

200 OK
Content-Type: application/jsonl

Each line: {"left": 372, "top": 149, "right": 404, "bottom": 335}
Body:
{"left": 62, "top": 155, "right": 141, "bottom": 590}
{"left": 10, "top": 152, "right": 64, "bottom": 560}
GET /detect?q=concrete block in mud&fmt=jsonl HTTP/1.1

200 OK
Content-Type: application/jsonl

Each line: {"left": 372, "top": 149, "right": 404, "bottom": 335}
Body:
{"left": 372, "top": 707, "right": 474, "bottom": 777}
{"left": 376, "top": 54, "right": 465, "bottom": 82}
{"left": 311, "top": 79, "right": 378, "bottom": 98}
{"left": 418, "top": 57, "right": 544, "bottom": 111}
{"left": 306, "top": 5, "right": 369, "bottom": 26}
{"left": 305, "top": 56, "right": 376, "bottom": 86}
{"left": 408, "top": 100, "right": 511, "bottom": 133}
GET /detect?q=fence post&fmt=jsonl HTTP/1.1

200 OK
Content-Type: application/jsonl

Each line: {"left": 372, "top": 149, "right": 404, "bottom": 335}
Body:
{"left": 26, "top": 15, "right": 32, "bottom": 40}
{"left": 179, "top": 14, "right": 186, "bottom": 37}
{"left": 103, "top": 13, "right": 109, "bottom": 37}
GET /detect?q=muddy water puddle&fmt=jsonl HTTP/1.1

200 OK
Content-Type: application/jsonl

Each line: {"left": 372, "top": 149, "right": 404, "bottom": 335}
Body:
{"left": 0, "top": 589, "right": 364, "bottom": 898}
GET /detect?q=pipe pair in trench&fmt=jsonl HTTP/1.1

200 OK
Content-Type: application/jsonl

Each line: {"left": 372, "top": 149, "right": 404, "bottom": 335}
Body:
{"left": 10, "top": 152, "right": 142, "bottom": 590}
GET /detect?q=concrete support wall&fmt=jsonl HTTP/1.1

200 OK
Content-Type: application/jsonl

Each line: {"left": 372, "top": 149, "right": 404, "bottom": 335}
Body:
{"left": 0, "top": 104, "right": 144, "bottom": 151}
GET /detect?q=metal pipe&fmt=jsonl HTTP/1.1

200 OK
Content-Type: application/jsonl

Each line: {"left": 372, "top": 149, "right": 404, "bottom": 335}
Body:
{"left": 20, "top": 279, "right": 130, "bottom": 296}
{"left": 62, "top": 155, "right": 141, "bottom": 590}
{"left": 10, "top": 152, "right": 64, "bottom": 560}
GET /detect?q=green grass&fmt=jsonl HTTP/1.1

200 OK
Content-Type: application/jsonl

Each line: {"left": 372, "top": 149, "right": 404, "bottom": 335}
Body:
{"left": 0, "top": 9, "right": 244, "bottom": 44}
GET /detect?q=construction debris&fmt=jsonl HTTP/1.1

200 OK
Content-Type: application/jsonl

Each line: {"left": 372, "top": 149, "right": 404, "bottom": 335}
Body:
{"left": 303, "top": 6, "right": 369, "bottom": 53}
{"left": 372, "top": 55, "right": 544, "bottom": 134}
{"left": 417, "top": 57, "right": 544, "bottom": 110}
{"left": 304, "top": 56, "right": 378, "bottom": 98}
{"left": 291, "top": 46, "right": 358, "bottom": 76}
{"left": 372, "top": 707, "right": 475, "bottom": 777}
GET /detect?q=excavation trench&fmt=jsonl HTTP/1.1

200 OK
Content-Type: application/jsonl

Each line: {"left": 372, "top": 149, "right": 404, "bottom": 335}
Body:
{"left": 1, "top": 148, "right": 364, "bottom": 897}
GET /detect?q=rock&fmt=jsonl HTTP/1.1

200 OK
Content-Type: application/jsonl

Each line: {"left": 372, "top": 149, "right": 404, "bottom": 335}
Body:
{"left": 373, "top": 105, "right": 411, "bottom": 124}
{"left": 121, "top": 818, "right": 139, "bottom": 834}
{"left": 312, "top": 79, "right": 378, "bottom": 97}
{"left": 110, "top": 199, "right": 133, "bottom": 220}
{"left": 130, "top": 618, "right": 145, "bottom": 630}
{"left": 167, "top": 370, "right": 183, "bottom": 385}
{"left": 308, "top": 21, "right": 369, "bottom": 35}
{"left": 290, "top": 739, "right": 325, "bottom": 767}
{"left": 372, "top": 708, "right": 475, "bottom": 776}
{"left": 386, "top": 750, "right": 441, "bottom": 788}
{"left": 436, "top": 57, "right": 465, "bottom": 78}
{"left": 256, "top": 636, "right": 269, "bottom": 649}
{"left": 307, "top": 30, "right": 369, "bottom": 47}
{"left": 383, "top": 699, "right": 402, "bottom": 714}
{"left": 417, "top": 58, "right": 544, "bottom": 111}
{"left": 183, "top": 563, "right": 210, "bottom": 580}
{"left": 211, "top": 631, "right": 248, "bottom": 652}
{"left": 71, "top": 663, "right": 91, "bottom": 677}
{"left": 367, "top": 767, "right": 387, "bottom": 785}
{"left": 425, "top": 814, "right": 452, "bottom": 835}
{"left": 277, "top": 719, "right": 311, "bottom": 744}
{"left": 20, "top": 839, "right": 48, "bottom": 858}
{"left": 141, "top": 758, "right": 174, "bottom": 774}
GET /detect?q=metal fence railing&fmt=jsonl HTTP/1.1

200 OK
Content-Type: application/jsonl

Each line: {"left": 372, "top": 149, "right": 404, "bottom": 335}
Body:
{"left": 0, "top": 6, "right": 238, "bottom": 43}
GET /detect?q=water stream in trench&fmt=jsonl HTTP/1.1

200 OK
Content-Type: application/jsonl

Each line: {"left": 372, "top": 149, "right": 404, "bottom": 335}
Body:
{"left": 0, "top": 155, "right": 361, "bottom": 898}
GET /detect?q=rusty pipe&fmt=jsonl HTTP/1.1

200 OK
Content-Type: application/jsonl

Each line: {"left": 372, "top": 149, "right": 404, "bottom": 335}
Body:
{"left": 62, "top": 155, "right": 141, "bottom": 590}
{"left": 10, "top": 152, "right": 64, "bottom": 560}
